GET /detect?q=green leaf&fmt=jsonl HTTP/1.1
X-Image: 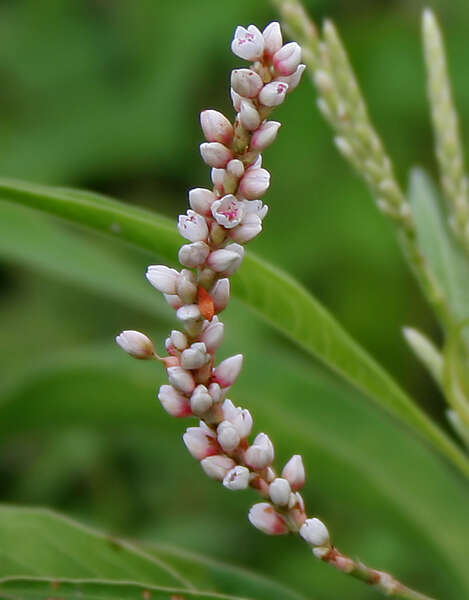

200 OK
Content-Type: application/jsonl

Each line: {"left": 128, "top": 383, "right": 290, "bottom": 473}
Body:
{"left": 408, "top": 167, "right": 469, "bottom": 325}
{"left": 0, "top": 507, "right": 304, "bottom": 600}
{"left": 1, "top": 343, "right": 468, "bottom": 597}
{"left": 1, "top": 177, "right": 468, "bottom": 478}
{"left": 0, "top": 579, "right": 249, "bottom": 600}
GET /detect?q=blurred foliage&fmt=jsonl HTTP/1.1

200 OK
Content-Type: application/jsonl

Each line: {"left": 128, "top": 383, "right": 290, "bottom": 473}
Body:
{"left": 2, "top": 0, "right": 469, "bottom": 599}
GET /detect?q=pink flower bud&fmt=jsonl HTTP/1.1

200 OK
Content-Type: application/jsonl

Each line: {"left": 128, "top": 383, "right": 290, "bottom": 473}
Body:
{"left": 223, "top": 465, "right": 250, "bottom": 490}
{"left": 276, "top": 64, "right": 306, "bottom": 92}
{"left": 227, "top": 159, "right": 245, "bottom": 179}
{"left": 200, "top": 110, "right": 234, "bottom": 145}
{"left": 169, "top": 330, "right": 188, "bottom": 351}
{"left": 217, "top": 420, "right": 241, "bottom": 452}
{"left": 239, "top": 168, "right": 270, "bottom": 200}
{"left": 259, "top": 81, "right": 288, "bottom": 107}
{"left": 183, "top": 425, "right": 218, "bottom": 460}
{"left": 190, "top": 385, "right": 213, "bottom": 416}
{"left": 212, "top": 354, "right": 243, "bottom": 387}
{"left": 300, "top": 518, "right": 330, "bottom": 547}
{"left": 211, "top": 168, "right": 226, "bottom": 193}
{"left": 230, "top": 89, "right": 242, "bottom": 112}
{"left": 231, "top": 69, "right": 263, "bottom": 98}
{"left": 176, "top": 275, "right": 197, "bottom": 305}
{"left": 115, "top": 330, "right": 155, "bottom": 359}
{"left": 230, "top": 214, "right": 262, "bottom": 243}
{"left": 245, "top": 433, "right": 274, "bottom": 469}
{"left": 263, "top": 22, "right": 283, "bottom": 58}
{"left": 269, "top": 478, "right": 291, "bottom": 506}
{"left": 206, "top": 248, "right": 243, "bottom": 274}
{"left": 211, "top": 194, "right": 245, "bottom": 230}
{"left": 158, "top": 385, "right": 192, "bottom": 417}
{"left": 239, "top": 100, "right": 261, "bottom": 131}
{"left": 167, "top": 366, "right": 195, "bottom": 395}
{"left": 273, "top": 42, "right": 302, "bottom": 76}
{"left": 251, "top": 121, "right": 281, "bottom": 151}
{"left": 176, "top": 304, "right": 201, "bottom": 324}
{"left": 189, "top": 188, "right": 215, "bottom": 216}
{"left": 200, "top": 142, "right": 233, "bottom": 168}
{"left": 211, "top": 278, "right": 230, "bottom": 313}
{"left": 231, "top": 25, "right": 264, "bottom": 61}
{"left": 208, "top": 382, "right": 223, "bottom": 403}
{"left": 178, "top": 210, "right": 209, "bottom": 242}
{"left": 282, "top": 454, "right": 305, "bottom": 491}
{"left": 248, "top": 503, "right": 289, "bottom": 535}
{"left": 222, "top": 400, "right": 252, "bottom": 438}
{"left": 200, "top": 454, "right": 236, "bottom": 480}
{"left": 164, "top": 294, "right": 183, "bottom": 310}
{"left": 243, "top": 199, "right": 269, "bottom": 220}
{"left": 201, "top": 320, "right": 224, "bottom": 352}
{"left": 146, "top": 265, "right": 179, "bottom": 294}
{"left": 180, "top": 342, "right": 210, "bottom": 370}
{"left": 179, "top": 241, "right": 210, "bottom": 268}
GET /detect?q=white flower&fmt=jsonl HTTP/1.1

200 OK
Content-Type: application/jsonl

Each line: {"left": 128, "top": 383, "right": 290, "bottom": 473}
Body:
{"left": 223, "top": 466, "right": 250, "bottom": 490}
{"left": 177, "top": 210, "right": 209, "bottom": 242}
{"left": 115, "top": 330, "right": 155, "bottom": 359}
{"left": 262, "top": 22, "right": 283, "bottom": 58}
{"left": 231, "top": 25, "right": 264, "bottom": 61}
{"left": 211, "top": 194, "right": 245, "bottom": 229}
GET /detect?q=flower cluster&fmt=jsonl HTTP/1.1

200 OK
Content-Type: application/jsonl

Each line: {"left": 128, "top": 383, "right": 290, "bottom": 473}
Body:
{"left": 116, "top": 22, "right": 329, "bottom": 554}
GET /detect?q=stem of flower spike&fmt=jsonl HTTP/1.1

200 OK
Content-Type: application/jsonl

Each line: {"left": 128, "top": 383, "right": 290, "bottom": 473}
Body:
{"left": 315, "top": 547, "right": 435, "bottom": 600}
{"left": 272, "top": 0, "right": 453, "bottom": 331}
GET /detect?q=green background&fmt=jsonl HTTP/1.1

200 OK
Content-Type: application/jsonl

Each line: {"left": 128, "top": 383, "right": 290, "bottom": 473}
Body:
{"left": 1, "top": 1, "right": 469, "bottom": 599}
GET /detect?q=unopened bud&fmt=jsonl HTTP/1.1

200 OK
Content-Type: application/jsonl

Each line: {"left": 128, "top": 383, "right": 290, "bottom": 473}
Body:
{"left": 239, "top": 100, "right": 261, "bottom": 131}
{"left": 146, "top": 265, "right": 179, "bottom": 294}
{"left": 158, "top": 385, "right": 191, "bottom": 417}
{"left": 167, "top": 366, "right": 196, "bottom": 395}
{"left": 200, "top": 110, "right": 233, "bottom": 145}
{"left": 239, "top": 168, "right": 270, "bottom": 200}
{"left": 169, "top": 330, "right": 188, "bottom": 351}
{"left": 282, "top": 455, "right": 305, "bottom": 491}
{"left": 300, "top": 518, "right": 330, "bottom": 547}
{"left": 213, "top": 354, "right": 243, "bottom": 387}
{"left": 262, "top": 22, "right": 283, "bottom": 58}
{"left": 276, "top": 64, "right": 305, "bottom": 92}
{"left": 200, "top": 320, "right": 224, "bottom": 352}
{"left": 259, "top": 82, "right": 288, "bottom": 107}
{"left": 189, "top": 188, "right": 215, "bottom": 216}
{"left": 190, "top": 385, "right": 214, "bottom": 416}
{"left": 217, "top": 420, "right": 241, "bottom": 452}
{"left": 200, "top": 454, "right": 236, "bottom": 480}
{"left": 231, "top": 68, "right": 263, "bottom": 98}
{"left": 273, "top": 42, "right": 302, "bottom": 76}
{"left": 183, "top": 425, "right": 218, "bottom": 460}
{"left": 248, "top": 502, "right": 289, "bottom": 535}
{"left": 207, "top": 248, "right": 243, "bottom": 274}
{"left": 251, "top": 121, "right": 281, "bottom": 151}
{"left": 245, "top": 433, "right": 274, "bottom": 469}
{"left": 200, "top": 142, "right": 233, "bottom": 168}
{"left": 176, "top": 304, "right": 201, "bottom": 324}
{"left": 180, "top": 342, "right": 210, "bottom": 370}
{"left": 211, "top": 278, "right": 230, "bottom": 313}
{"left": 179, "top": 241, "right": 210, "bottom": 268}
{"left": 115, "top": 330, "right": 155, "bottom": 359}
{"left": 269, "top": 478, "right": 291, "bottom": 506}
{"left": 230, "top": 213, "right": 262, "bottom": 243}
{"left": 227, "top": 159, "right": 245, "bottom": 179}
